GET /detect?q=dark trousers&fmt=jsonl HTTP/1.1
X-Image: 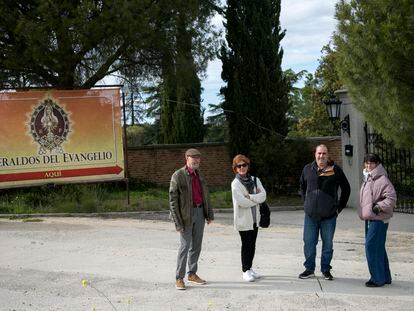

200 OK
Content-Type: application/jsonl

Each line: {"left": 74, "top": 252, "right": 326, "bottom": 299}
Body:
{"left": 239, "top": 224, "right": 258, "bottom": 272}
{"left": 365, "top": 220, "right": 391, "bottom": 285}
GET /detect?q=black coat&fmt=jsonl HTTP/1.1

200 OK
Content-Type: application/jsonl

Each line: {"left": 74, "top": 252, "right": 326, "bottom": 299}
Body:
{"left": 300, "top": 161, "right": 351, "bottom": 220}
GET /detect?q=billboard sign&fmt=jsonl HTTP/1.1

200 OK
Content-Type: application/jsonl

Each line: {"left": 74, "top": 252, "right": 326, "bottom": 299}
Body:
{"left": 0, "top": 88, "right": 124, "bottom": 189}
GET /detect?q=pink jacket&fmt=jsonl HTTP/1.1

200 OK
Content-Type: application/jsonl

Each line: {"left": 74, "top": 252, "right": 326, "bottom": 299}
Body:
{"left": 358, "top": 164, "right": 397, "bottom": 221}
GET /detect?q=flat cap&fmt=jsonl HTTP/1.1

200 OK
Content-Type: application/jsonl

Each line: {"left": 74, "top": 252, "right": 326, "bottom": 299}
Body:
{"left": 185, "top": 148, "right": 201, "bottom": 157}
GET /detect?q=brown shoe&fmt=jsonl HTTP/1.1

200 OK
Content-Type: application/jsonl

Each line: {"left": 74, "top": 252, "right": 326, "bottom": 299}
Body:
{"left": 188, "top": 273, "right": 206, "bottom": 285}
{"left": 175, "top": 278, "right": 186, "bottom": 290}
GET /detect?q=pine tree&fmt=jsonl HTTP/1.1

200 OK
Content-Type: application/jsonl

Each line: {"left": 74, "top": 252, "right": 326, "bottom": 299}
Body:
{"left": 334, "top": 0, "right": 414, "bottom": 149}
{"left": 220, "top": 0, "right": 288, "bottom": 156}
{"left": 0, "top": 0, "right": 158, "bottom": 88}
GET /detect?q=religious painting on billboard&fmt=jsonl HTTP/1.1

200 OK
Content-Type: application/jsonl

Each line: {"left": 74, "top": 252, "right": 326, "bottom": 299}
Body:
{"left": 0, "top": 88, "right": 124, "bottom": 188}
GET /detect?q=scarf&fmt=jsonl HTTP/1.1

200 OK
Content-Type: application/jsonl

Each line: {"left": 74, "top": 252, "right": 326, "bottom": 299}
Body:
{"left": 236, "top": 173, "right": 255, "bottom": 194}
{"left": 318, "top": 165, "right": 335, "bottom": 177}
{"left": 363, "top": 168, "right": 370, "bottom": 182}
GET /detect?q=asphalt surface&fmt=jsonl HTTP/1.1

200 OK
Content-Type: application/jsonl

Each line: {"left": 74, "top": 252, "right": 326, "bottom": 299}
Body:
{"left": 1, "top": 207, "right": 414, "bottom": 311}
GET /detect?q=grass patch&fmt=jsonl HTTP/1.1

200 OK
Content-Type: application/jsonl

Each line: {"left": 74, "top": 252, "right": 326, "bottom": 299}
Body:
{"left": 210, "top": 191, "right": 233, "bottom": 209}
{"left": 267, "top": 194, "right": 303, "bottom": 206}
{"left": 0, "top": 182, "right": 302, "bottom": 214}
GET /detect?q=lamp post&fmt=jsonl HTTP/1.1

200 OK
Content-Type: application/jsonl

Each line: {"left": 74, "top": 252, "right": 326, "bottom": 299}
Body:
{"left": 323, "top": 93, "right": 350, "bottom": 137}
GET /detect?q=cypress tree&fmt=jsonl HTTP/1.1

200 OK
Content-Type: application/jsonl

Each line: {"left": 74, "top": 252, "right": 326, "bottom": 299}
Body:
{"left": 172, "top": 10, "right": 204, "bottom": 143}
{"left": 220, "top": 0, "right": 288, "bottom": 156}
{"left": 158, "top": 1, "right": 218, "bottom": 143}
{"left": 159, "top": 47, "right": 178, "bottom": 144}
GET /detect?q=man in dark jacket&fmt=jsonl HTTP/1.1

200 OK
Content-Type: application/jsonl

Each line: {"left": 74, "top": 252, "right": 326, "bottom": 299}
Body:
{"left": 299, "top": 144, "right": 350, "bottom": 281}
{"left": 169, "top": 148, "right": 214, "bottom": 290}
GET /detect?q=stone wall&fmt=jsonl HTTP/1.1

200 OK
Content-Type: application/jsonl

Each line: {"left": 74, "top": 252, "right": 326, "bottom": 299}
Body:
{"left": 127, "top": 137, "right": 341, "bottom": 189}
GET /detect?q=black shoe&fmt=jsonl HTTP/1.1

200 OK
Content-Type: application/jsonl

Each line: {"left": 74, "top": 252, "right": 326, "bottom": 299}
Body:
{"left": 322, "top": 271, "right": 333, "bottom": 280}
{"left": 365, "top": 280, "right": 383, "bottom": 287}
{"left": 299, "top": 270, "right": 315, "bottom": 279}
{"left": 385, "top": 280, "right": 392, "bottom": 285}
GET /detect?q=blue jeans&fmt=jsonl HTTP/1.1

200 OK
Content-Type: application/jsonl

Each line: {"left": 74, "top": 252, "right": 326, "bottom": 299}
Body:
{"left": 365, "top": 220, "right": 391, "bottom": 285}
{"left": 303, "top": 213, "right": 337, "bottom": 272}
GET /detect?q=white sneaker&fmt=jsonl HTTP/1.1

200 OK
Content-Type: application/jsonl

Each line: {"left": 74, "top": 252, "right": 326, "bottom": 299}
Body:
{"left": 243, "top": 270, "right": 255, "bottom": 282}
{"left": 249, "top": 269, "right": 261, "bottom": 279}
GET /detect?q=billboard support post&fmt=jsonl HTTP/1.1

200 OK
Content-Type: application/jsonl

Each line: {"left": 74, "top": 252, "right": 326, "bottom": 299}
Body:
{"left": 122, "top": 90, "right": 130, "bottom": 206}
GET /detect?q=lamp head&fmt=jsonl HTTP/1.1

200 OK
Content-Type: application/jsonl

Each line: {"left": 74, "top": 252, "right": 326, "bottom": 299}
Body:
{"left": 323, "top": 94, "right": 342, "bottom": 120}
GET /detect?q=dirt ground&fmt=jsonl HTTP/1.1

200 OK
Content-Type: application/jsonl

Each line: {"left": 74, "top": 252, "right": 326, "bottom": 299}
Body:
{"left": 1, "top": 208, "right": 414, "bottom": 311}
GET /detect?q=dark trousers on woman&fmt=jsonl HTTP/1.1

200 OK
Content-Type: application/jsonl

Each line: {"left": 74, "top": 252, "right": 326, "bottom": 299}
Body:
{"left": 239, "top": 224, "right": 258, "bottom": 272}
{"left": 365, "top": 220, "right": 392, "bottom": 286}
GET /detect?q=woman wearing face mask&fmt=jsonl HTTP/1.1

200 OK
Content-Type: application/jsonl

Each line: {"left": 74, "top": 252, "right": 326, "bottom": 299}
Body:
{"left": 231, "top": 154, "right": 267, "bottom": 282}
{"left": 359, "top": 153, "right": 397, "bottom": 287}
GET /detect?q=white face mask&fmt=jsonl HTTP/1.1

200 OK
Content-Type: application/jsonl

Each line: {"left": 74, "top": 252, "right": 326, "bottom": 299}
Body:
{"left": 363, "top": 168, "right": 370, "bottom": 181}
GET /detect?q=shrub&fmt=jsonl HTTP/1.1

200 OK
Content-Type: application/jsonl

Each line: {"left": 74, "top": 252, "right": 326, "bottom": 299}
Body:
{"left": 251, "top": 134, "right": 313, "bottom": 194}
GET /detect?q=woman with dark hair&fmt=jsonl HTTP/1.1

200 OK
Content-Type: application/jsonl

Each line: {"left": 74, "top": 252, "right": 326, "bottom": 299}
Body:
{"left": 359, "top": 153, "right": 397, "bottom": 287}
{"left": 231, "top": 154, "right": 267, "bottom": 282}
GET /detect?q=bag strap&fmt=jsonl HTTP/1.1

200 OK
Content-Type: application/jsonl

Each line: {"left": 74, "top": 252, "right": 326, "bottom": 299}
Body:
{"left": 253, "top": 176, "right": 258, "bottom": 193}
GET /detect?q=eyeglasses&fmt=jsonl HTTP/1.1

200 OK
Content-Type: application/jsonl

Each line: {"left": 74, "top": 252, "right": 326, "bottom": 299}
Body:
{"left": 236, "top": 163, "right": 248, "bottom": 168}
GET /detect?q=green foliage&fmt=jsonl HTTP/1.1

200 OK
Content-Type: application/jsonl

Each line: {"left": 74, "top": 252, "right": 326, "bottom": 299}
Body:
{"left": 204, "top": 103, "right": 229, "bottom": 142}
{"left": 290, "top": 76, "right": 339, "bottom": 137}
{"left": 0, "top": 0, "right": 221, "bottom": 92}
{"left": 0, "top": 183, "right": 304, "bottom": 214}
{"left": 251, "top": 134, "right": 313, "bottom": 194}
{"left": 127, "top": 178, "right": 159, "bottom": 191}
{"left": 285, "top": 69, "right": 308, "bottom": 129}
{"left": 126, "top": 125, "right": 146, "bottom": 146}
{"left": 209, "top": 191, "right": 233, "bottom": 208}
{"left": 334, "top": 0, "right": 414, "bottom": 149}
{"left": 203, "top": 122, "right": 229, "bottom": 143}
{"left": 0, "top": 180, "right": 166, "bottom": 214}
{"left": 134, "top": 188, "right": 169, "bottom": 211}
{"left": 126, "top": 124, "right": 158, "bottom": 146}
{"left": 0, "top": 0, "right": 221, "bottom": 145}
{"left": 0, "top": 0, "right": 159, "bottom": 88}
{"left": 288, "top": 45, "right": 341, "bottom": 138}
{"left": 220, "top": 0, "right": 289, "bottom": 157}
{"left": 0, "top": 184, "right": 112, "bottom": 214}
{"left": 155, "top": 0, "right": 220, "bottom": 144}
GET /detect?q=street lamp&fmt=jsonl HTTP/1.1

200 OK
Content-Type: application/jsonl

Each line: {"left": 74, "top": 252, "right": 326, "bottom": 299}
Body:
{"left": 323, "top": 94, "right": 350, "bottom": 137}
{"left": 324, "top": 94, "right": 341, "bottom": 120}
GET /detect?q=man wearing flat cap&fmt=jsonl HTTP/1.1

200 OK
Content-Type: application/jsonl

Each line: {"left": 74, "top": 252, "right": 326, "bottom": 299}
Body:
{"left": 169, "top": 148, "right": 214, "bottom": 290}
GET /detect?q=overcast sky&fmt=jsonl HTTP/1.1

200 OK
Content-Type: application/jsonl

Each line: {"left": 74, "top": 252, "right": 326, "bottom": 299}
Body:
{"left": 202, "top": 0, "right": 339, "bottom": 111}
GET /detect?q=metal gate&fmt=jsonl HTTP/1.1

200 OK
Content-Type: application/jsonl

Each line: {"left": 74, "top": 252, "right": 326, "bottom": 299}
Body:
{"left": 365, "top": 125, "right": 414, "bottom": 213}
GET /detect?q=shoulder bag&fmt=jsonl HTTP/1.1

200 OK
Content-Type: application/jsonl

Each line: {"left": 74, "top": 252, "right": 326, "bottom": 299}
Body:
{"left": 254, "top": 176, "right": 271, "bottom": 228}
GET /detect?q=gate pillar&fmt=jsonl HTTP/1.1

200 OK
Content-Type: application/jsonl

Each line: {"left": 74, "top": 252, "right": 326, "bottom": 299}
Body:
{"left": 335, "top": 89, "right": 366, "bottom": 209}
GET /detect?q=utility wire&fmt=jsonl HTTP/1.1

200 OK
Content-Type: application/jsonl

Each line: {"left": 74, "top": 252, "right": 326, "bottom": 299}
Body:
{"left": 160, "top": 97, "right": 287, "bottom": 139}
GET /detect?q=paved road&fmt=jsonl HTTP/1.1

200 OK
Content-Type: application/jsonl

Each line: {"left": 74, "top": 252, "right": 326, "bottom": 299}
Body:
{"left": 1, "top": 208, "right": 414, "bottom": 311}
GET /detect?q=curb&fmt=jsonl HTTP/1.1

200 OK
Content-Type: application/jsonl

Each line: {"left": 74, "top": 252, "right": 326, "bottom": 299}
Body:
{"left": 214, "top": 205, "right": 303, "bottom": 213}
